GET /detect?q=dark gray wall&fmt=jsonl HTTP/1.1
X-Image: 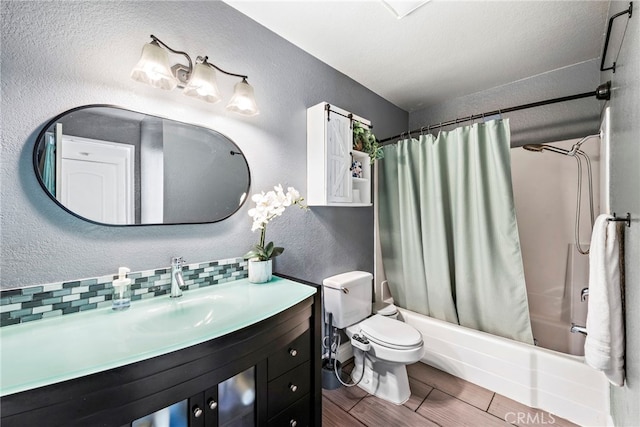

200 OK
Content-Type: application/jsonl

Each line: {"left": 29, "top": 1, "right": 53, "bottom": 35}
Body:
{"left": 604, "top": 2, "right": 640, "bottom": 425}
{"left": 0, "top": 1, "right": 408, "bottom": 288}
{"left": 408, "top": 59, "right": 603, "bottom": 147}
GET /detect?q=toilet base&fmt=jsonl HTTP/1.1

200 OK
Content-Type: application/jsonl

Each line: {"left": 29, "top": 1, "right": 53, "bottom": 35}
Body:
{"left": 351, "top": 349, "right": 411, "bottom": 405}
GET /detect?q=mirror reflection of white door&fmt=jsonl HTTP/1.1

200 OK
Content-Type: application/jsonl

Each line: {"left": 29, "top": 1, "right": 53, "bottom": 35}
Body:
{"left": 57, "top": 135, "right": 134, "bottom": 224}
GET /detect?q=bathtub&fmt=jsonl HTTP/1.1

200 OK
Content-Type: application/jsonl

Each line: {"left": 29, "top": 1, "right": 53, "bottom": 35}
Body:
{"left": 398, "top": 308, "right": 611, "bottom": 427}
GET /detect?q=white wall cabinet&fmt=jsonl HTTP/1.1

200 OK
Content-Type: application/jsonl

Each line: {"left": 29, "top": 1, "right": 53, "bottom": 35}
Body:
{"left": 306, "top": 102, "right": 372, "bottom": 206}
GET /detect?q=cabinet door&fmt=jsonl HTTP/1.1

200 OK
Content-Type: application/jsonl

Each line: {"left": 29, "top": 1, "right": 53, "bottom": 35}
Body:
{"left": 132, "top": 399, "right": 189, "bottom": 427}
{"left": 326, "top": 113, "right": 352, "bottom": 203}
{"left": 219, "top": 366, "right": 256, "bottom": 427}
{"left": 129, "top": 367, "right": 255, "bottom": 427}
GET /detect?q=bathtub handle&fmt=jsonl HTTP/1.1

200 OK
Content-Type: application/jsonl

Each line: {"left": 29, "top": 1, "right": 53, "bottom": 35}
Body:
{"left": 581, "top": 288, "right": 589, "bottom": 302}
{"left": 570, "top": 323, "right": 588, "bottom": 336}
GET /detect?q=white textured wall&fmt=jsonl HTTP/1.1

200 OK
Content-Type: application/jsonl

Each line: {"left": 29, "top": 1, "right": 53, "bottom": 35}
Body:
{"left": 408, "top": 59, "right": 603, "bottom": 147}
{"left": 604, "top": 2, "right": 640, "bottom": 425}
{"left": 0, "top": 1, "right": 407, "bottom": 288}
{"left": 511, "top": 137, "right": 600, "bottom": 320}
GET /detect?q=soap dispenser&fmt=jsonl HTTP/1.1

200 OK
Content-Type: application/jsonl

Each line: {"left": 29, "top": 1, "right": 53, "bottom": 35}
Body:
{"left": 112, "top": 267, "right": 132, "bottom": 311}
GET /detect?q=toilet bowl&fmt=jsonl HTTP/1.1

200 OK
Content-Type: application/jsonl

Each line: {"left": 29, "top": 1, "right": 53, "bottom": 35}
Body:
{"left": 322, "top": 271, "right": 425, "bottom": 405}
{"left": 346, "top": 314, "right": 424, "bottom": 404}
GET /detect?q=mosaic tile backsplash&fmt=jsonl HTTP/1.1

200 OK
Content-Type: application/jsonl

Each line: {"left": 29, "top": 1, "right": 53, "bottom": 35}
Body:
{"left": 0, "top": 258, "right": 248, "bottom": 327}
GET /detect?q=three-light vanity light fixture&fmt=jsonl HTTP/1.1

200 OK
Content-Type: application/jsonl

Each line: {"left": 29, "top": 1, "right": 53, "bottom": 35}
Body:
{"left": 131, "top": 35, "right": 259, "bottom": 116}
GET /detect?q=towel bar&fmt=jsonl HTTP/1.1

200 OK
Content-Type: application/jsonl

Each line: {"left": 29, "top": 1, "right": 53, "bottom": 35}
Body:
{"left": 600, "top": 2, "right": 633, "bottom": 73}
{"left": 607, "top": 212, "right": 631, "bottom": 227}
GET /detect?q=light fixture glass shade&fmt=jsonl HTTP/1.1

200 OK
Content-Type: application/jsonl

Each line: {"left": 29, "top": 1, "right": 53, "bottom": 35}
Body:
{"left": 130, "top": 42, "right": 178, "bottom": 90}
{"left": 226, "top": 79, "right": 259, "bottom": 116}
{"left": 183, "top": 62, "right": 222, "bottom": 103}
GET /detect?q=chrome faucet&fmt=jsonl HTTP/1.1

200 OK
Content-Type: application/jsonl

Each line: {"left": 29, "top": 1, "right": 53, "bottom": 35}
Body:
{"left": 170, "top": 257, "right": 185, "bottom": 298}
{"left": 570, "top": 323, "right": 588, "bottom": 336}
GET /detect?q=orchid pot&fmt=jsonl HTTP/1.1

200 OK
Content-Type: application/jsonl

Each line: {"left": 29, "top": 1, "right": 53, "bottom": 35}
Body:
{"left": 248, "top": 259, "right": 272, "bottom": 284}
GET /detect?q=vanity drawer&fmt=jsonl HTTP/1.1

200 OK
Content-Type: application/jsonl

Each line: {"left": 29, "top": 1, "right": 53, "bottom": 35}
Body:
{"left": 268, "top": 394, "right": 310, "bottom": 427}
{"left": 267, "top": 361, "right": 311, "bottom": 419}
{"left": 268, "top": 329, "right": 310, "bottom": 381}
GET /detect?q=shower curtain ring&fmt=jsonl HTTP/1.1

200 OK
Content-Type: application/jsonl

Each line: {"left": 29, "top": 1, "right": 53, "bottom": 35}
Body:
{"left": 420, "top": 126, "right": 426, "bottom": 135}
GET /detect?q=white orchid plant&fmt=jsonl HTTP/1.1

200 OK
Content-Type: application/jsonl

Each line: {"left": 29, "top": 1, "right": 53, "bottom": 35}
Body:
{"left": 244, "top": 185, "right": 307, "bottom": 261}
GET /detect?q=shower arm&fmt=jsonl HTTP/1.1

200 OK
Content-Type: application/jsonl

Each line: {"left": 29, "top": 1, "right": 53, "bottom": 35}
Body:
{"left": 568, "top": 134, "right": 601, "bottom": 157}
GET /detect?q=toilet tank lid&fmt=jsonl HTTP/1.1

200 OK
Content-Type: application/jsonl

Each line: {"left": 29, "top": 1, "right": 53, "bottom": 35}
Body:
{"left": 322, "top": 271, "right": 373, "bottom": 289}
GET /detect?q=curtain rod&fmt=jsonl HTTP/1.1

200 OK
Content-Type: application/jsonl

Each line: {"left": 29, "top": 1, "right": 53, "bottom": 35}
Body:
{"left": 379, "top": 81, "right": 611, "bottom": 145}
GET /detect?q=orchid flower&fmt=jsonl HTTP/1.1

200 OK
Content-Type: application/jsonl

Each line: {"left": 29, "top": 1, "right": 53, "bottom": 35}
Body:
{"left": 244, "top": 185, "right": 307, "bottom": 261}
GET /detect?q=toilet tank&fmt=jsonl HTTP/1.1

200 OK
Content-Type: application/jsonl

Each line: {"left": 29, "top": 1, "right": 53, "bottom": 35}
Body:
{"left": 322, "top": 271, "right": 373, "bottom": 328}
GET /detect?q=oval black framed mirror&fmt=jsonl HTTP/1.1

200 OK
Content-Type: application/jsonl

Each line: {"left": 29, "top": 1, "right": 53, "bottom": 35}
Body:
{"left": 33, "top": 105, "right": 251, "bottom": 226}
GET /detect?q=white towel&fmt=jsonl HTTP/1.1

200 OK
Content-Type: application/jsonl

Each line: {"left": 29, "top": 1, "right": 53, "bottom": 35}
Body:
{"left": 584, "top": 214, "right": 625, "bottom": 386}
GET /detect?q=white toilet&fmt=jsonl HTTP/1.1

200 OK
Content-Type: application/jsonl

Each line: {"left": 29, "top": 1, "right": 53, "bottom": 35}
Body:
{"left": 323, "top": 271, "right": 425, "bottom": 405}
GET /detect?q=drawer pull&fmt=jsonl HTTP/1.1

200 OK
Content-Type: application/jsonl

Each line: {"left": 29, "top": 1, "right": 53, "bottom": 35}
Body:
{"left": 208, "top": 399, "right": 218, "bottom": 410}
{"left": 289, "top": 348, "right": 298, "bottom": 357}
{"left": 290, "top": 419, "right": 298, "bottom": 427}
{"left": 193, "top": 406, "right": 203, "bottom": 418}
{"left": 289, "top": 383, "right": 298, "bottom": 392}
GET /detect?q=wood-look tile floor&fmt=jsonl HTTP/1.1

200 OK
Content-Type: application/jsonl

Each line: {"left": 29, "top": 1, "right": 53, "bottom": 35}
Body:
{"left": 322, "top": 361, "right": 579, "bottom": 427}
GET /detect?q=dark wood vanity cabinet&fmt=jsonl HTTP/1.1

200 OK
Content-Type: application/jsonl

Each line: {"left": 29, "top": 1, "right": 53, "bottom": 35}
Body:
{"left": 266, "top": 329, "right": 312, "bottom": 426}
{"left": 1, "top": 284, "right": 321, "bottom": 427}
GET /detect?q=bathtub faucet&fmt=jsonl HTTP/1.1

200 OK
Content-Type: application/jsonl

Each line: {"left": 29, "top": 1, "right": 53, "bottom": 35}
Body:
{"left": 570, "top": 323, "right": 587, "bottom": 336}
{"left": 170, "top": 257, "right": 185, "bottom": 298}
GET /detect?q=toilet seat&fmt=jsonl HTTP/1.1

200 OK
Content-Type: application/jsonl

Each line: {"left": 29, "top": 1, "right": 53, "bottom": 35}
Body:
{"left": 373, "top": 302, "right": 398, "bottom": 316}
{"left": 357, "top": 315, "right": 423, "bottom": 349}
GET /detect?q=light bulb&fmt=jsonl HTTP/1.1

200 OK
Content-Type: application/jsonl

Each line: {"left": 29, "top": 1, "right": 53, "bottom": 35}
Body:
{"left": 130, "top": 42, "right": 178, "bottom": 90}
{"left": 226, "top": 79, "right": 259, "bottom": 116}
{"left": 183, "top": 62, "right": 222, "bottom": 103}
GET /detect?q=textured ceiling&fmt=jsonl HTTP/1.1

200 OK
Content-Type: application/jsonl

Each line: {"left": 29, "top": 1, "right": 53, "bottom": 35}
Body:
{"left": 223, "top": 1, "right": 610, "bottom": 112}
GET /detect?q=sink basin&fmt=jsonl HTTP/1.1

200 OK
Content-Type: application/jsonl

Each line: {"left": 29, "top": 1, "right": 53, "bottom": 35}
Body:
{"left": 1, "top": 277, "right": 316, "bottom": 397}
{"left": 135, "top": 293, "right": 243, "bottom": 333}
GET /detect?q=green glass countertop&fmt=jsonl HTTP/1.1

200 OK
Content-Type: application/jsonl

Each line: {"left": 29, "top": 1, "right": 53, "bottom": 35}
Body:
{"left": 0, "top": 277, "right": 316, "bottom": 396}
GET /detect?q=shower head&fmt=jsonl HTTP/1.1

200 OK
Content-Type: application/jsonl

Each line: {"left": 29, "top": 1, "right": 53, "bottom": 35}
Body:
{"left": 522, "top": 144, "right": 570, "bottom": 155}
{"left": 522, "top": 144, "right": 545, "bottom": 152}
